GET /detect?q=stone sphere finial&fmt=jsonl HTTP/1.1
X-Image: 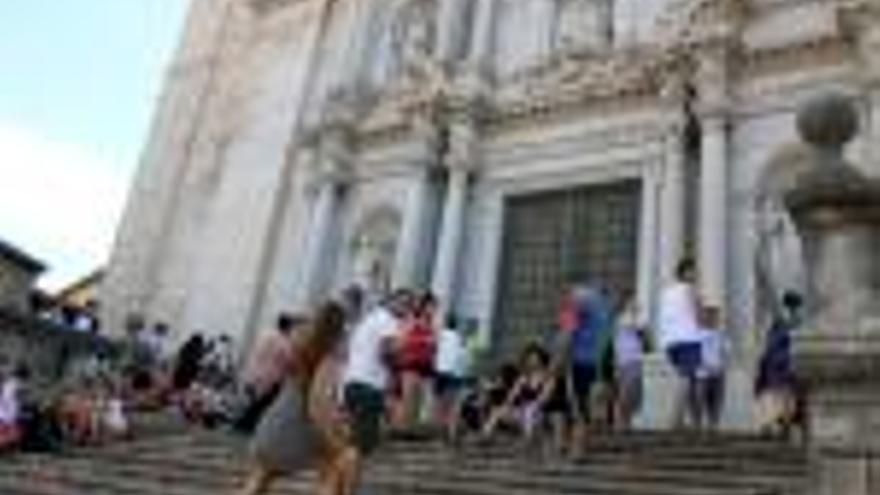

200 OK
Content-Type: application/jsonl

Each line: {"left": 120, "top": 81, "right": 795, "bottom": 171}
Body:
{"left": 796, "top": 92, "right": 858, "bottom": 150}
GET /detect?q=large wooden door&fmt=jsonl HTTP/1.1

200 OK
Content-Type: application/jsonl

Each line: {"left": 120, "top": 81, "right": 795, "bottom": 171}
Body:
{"left": 493, "top": 180, "right": 642, "bottom": 359}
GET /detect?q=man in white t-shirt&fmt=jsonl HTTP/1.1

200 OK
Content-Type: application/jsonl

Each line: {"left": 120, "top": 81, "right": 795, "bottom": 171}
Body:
{"left": 342, "top": 289, "right": 412, "bottom": 456}
{"left": 657, "top": 258, "right": 704, "bottom": 429}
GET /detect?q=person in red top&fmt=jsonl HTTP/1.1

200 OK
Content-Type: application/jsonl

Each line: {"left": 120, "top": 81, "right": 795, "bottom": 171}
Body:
{"left": 394, "top": 291, "right": 438, "bottom": 430}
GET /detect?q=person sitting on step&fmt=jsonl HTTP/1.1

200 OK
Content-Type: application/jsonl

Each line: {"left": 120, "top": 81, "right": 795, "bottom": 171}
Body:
{"left": 482, "top": 344, "right": 553, "bottom": 448}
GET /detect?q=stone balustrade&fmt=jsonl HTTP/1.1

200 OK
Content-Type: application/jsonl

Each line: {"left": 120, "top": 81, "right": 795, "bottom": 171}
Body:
{"left": 785, "top": 92, "right": 880, "bottom": 495}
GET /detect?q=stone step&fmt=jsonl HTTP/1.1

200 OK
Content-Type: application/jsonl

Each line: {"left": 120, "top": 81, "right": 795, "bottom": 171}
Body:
{"left": 0, "top": 463, "right": 791, "bottom": 495}
{"left": 0, "top": 431, "right": 809, "bottom": 495}
{"left": 0, "top": 448, "right": 804, "bottom": 495}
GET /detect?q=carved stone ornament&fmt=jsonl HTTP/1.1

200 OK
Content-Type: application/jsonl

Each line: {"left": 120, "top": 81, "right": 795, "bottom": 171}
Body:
{"left": 785, "top": 93, "right": 880, "bottom": 387}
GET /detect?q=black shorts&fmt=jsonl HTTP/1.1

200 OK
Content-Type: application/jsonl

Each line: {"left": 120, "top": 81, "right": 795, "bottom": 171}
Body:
{"left": 343, "top": 383, "right": 386, "bottom": 455}
{"left": 542, "top": 375, "right": 571, "bottom": 417}
{"left": 571, "top": 363, "right": 597, "bottom": 420}
{"left": 434, "top": 373, "right": 464, "bottom": 397}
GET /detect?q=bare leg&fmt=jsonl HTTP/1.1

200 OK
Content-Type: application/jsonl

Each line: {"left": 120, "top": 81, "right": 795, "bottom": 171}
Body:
{"left": 671, "top": 378, "right": 688, "bottom": 429}
{"left": 238, "top": 465, "right": 274, "bottom": 495}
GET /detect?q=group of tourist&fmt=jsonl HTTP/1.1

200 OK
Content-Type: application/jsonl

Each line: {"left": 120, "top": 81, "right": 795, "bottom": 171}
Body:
{"left": 226, "top": 259, "right": 808, "bottom": 495}
{"left": 658, "top": 258, "right": 805, "bottom": 436}
{"left": 235, "top": 288, "right": 483, "bottom": 495}
{"left": 0, "top": 359, "right": 129, "bottom": 455}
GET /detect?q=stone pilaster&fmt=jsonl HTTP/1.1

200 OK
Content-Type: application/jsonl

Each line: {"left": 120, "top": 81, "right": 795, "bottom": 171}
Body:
{"left": 657, "top": 73, "right": 688, "bottom": 287}
{"left": 786, "top": 93, "right": 880, "bottom": 495}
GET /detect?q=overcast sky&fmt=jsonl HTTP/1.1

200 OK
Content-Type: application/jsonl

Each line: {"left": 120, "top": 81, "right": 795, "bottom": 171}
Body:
{"left": 0, "top": 1, "right": 189, "bottom": 290}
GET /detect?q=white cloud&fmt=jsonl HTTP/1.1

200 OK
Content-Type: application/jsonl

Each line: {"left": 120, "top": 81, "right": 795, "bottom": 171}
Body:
{"left": 0, "top": 123, "right": 131, "bottom": 291}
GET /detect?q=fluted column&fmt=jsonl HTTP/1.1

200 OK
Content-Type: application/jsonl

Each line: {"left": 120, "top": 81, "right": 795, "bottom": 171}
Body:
{"left": 657, "top": 79, "right": 687, "bottom": 286}
{"left": 698, "top": 113, "right": 729, "bottom": 308}
{"left": 393, "top": 167, "right": 435, "bottom": 290}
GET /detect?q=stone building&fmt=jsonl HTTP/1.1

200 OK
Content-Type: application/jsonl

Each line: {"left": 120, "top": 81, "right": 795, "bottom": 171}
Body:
{"left": 103, "top": 0, "right": 880, "bottom": 427}
{"left": 0, "top": 237, "right": 45, "bottom": 314}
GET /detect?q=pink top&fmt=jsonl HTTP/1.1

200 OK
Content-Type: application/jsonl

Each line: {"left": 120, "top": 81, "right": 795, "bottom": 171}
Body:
{"left": 243, "top": 331, "right": 294, "bottom": 395}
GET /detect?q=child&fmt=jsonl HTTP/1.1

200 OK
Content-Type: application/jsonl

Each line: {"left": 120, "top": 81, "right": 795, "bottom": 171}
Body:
{"left": 698, "top": 307, "right": 729, "bottom": 430}
{"left": 614, "top": 302, "right": 646, "bottom": 429}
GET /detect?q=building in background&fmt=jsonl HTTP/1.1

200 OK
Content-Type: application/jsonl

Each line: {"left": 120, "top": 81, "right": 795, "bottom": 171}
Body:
{"left": 102, "top": 0, "right": 880, "bottom": 428}
{"left": 0, "top": 237, "right": 45, "bottom": 314}
{"left": 55, "top": 269, "right": 105, "bottom": 310}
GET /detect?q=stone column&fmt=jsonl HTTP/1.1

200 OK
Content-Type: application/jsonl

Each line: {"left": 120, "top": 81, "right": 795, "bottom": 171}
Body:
{"left": 695, "top": 43, "right": 733, "bottom": 309}
{"left": 298, "top": 128, "right": 350, "bottom": 308}
{"left": 393, "top": 166, "right": 435, "bottom": 290}
{"left": 435, "top": 0, "right": 471, "bottom": 68}
{"left": 431, "top": 166, "right": 469, "bottom": 309}
{"left": 637, "top": 162, "right": 661, "bottom": 323}
{"left": 657, "top": 78, "right": 687, "bottom": 286}
{"left": 786, "top": 93, "right": 880, "bottom": 495}
{"left": 345, "top": 0, "right": 381, "bottom": 93}
{"left": 431, "top": 113, "right": 477, "bottom": 311}
{"left": 299, "top": 177, "right": 341, "bottom": 307}
{"left": 468, "top": 0, "right": 499, "bottom": 74}
{"left": 697, "top": 113, "right": 729, "bottom": 308}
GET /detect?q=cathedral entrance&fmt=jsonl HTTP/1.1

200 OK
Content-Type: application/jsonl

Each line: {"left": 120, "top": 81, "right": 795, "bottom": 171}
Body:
{"left": 493, "top": 179, "right": 642, "bottom": 359}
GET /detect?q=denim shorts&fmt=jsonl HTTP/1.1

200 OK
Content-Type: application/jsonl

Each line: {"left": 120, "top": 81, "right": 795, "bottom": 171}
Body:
{"left": 667, "top": 342, "right": 702, "bottom": 379}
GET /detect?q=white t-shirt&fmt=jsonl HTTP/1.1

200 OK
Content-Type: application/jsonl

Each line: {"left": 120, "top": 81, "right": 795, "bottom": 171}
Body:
{"left": 698, "top": 328, "right": 729, "bottom": 377}
{"left": 657, "top": 282, "right": 702, "bottom": 350}
{"left": 435, "top": 328, "right": 467, "bottom": 378}
{"left": 343, "top": 307, "right": 400, "bottom": 390}
{"left": 0, "top": 379, "right": 20, "bottom": 425}
{"left": 104, "top": 398, "right": 128, "bottom": 432}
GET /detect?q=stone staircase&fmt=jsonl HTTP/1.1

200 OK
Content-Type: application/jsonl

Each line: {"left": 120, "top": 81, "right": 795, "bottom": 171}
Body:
{"left": 0, "top": 430, "right": 809, "bottom": 495}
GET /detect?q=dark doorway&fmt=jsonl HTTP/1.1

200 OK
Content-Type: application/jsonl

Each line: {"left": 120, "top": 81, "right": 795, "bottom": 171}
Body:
{"left": 493, "top": 179, "right": 642, "bottom": 359}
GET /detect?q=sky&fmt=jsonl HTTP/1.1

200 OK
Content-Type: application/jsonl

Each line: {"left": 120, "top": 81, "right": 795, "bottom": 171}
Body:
{"left": 0, "top": 1, "right": 189, "bottom": 291}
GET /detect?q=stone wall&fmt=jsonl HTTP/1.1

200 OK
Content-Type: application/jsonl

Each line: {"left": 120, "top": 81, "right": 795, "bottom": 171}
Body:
{"left": 0, "top": 308, "right": 118, "bottom": 384}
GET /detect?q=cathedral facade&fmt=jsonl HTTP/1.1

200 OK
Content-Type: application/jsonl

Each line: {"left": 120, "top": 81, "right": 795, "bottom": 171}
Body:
{"left": 103, "top": 0, "right": 880, "bottom": 427}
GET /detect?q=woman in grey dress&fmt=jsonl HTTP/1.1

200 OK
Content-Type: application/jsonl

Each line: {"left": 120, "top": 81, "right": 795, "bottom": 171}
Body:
{"left": 239, "top": 301, "right": 356, "bottom": 495}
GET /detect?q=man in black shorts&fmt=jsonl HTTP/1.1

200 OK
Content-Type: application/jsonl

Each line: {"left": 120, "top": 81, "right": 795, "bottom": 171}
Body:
{"left": 341, "top": 290, "right": 412, "bottom": 475}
